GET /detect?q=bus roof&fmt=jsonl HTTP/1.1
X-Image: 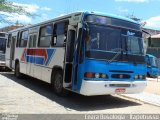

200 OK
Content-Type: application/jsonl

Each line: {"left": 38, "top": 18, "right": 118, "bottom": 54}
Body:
{"left": 83, "top": 11, "right": 139, "bottom": 24}
{"left": 8, "top": 11, "right": 139, "bottom": 33}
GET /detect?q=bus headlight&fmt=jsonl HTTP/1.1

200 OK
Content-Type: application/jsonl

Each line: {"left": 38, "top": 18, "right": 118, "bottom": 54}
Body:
{"left": 95, "top": 73, "right": 100, "bottom": 78}
{"left": 134, "top": 75, "right": 146, "bottom": 79}
{"left": 101, "top": 74, "right": 107, "bottom": 78}
{"left": 84, "top": 72, "right": 108, "bottom": 78}
{"left": 139, "top": 75, "right": 143, "bottom": 79}
{"left": 139, "top": 75, "right": 146, "bottom": 79}
{"left": 134, "top": 75, "right": 138, "bottom": 79}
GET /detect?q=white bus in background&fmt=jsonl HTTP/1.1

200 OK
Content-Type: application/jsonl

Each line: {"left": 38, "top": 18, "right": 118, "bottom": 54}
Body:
{"left": 0, "top": 32, "right": 7, "bottom": 68}
{"left": 6, "top": 11, "right": 147, "bottom": 96}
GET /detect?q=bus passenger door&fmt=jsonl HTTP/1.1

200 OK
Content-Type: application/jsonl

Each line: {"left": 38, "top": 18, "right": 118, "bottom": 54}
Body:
{"left": 72, "top": 24, "right": 83, "bottom": 90}
{"left": 10, "top": 34, "right": 17, "bottom": 68}
{"left": 27, "top": 34, "right": 37, "bottom": 76}
{"left": 63, "top": 25, "right": 76, "bottom": 88}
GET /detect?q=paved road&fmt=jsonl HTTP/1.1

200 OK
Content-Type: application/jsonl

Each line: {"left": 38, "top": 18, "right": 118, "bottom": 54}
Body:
{"left": 0, "top": 72, "right": 160, "bottom": 114}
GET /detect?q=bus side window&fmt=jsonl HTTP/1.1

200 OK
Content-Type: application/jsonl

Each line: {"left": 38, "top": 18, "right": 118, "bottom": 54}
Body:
{"left": 29, "top": 36, "right": 33, "bottom": 48}
{"left": 33, "top": 35, "right": 37, "bottom": 47}
{"left": 53, "top": 21, "right": 68, "bottom": 46}
{"left": 29, "top": 35, "right": 37, "bottom": 48}
{"left": 39, "top": 25, "right": 53, "bottom": 47}
{"left": 20, "top": 31, "right": 29, "bottom": 47}
{"left": 7, "top": 34, "right": 12, "bottom": 48}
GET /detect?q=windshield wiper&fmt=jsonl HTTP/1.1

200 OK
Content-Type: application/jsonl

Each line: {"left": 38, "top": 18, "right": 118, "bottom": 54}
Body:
{"left": 106, "top": 48, "right": 124, "bottom": 64}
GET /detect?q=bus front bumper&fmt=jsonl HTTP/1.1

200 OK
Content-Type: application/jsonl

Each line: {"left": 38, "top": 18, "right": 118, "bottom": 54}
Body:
{"left": 80, "top": 80, "right": 147, "bottom": 96}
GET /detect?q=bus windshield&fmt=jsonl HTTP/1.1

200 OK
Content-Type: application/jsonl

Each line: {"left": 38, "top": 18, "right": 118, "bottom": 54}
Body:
{"left": 0, "top": 37, "right": 6, "bottom": 53}
{"left": 149, "top": 57, "right": 157, "bottom": 67}
{"left": 122, "top": 34, "right": 143, "bottom": 55}
{"left": 85, "top": 24, "right": 144, "bottom": 55}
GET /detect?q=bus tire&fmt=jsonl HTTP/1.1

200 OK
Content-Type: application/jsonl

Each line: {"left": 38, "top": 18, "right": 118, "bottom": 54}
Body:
{"left": 52, "top": 70, "right": 68, "bottom": 96}
{"left": 15, "top": 63, "right": 22, "bottom": 79}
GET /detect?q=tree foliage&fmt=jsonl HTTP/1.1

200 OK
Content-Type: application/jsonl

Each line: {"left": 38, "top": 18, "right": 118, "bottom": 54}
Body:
{"left": 0, "top": 0, "right": 34, "bottom": 24}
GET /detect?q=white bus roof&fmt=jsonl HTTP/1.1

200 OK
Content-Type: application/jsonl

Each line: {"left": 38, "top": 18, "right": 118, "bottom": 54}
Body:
{"left": 8, "top": 11, "right": 139, "bottom": 33}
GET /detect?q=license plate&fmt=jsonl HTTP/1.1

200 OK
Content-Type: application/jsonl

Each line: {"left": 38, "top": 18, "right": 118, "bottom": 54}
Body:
{"left": 115, "top": 88, "right": 126, "bottom": 93}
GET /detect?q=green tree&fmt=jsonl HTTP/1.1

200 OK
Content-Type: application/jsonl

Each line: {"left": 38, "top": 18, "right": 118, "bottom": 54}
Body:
{"left": 0, "top": 0, "right": 34, "bottom": 24}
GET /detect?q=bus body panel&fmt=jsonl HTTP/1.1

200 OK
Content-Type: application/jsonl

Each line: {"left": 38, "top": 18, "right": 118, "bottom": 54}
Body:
{"left": 77, "top": 59, "right": 147, "bottom": 94}
{"left": 16, "top": 48, "right": 65, "bottom": 83}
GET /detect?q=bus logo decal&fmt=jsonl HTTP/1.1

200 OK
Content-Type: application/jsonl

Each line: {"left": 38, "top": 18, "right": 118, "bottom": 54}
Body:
{"left": 21, "top": 48, "right": 56, "bottom": 66}
{"left": 21, "top": 49, "right": 27, "bottom": 62}
{"left": 45, "top": 49, "right": 56, "bottom": 65}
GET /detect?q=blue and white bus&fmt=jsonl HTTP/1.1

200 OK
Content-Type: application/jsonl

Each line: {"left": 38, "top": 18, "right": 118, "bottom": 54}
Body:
{"left": 146, "top": 54, "right": 158, "bottom": 78}
{"left": 6, "top": 11, "right": 147, "bottom": 96}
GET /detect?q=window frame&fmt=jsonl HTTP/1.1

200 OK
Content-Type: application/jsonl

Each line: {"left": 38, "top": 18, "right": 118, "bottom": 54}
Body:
{"left": 19, "top": 30, "right": 29, "bottom": 47}
{"left": 29, "top": 34, "right": 37, "bottom": 48}
{"left": 52, "top": 20, "right": 69, "bottom": 47}
{"left": 38, "top": 24, "right": 53, "bottom": 47}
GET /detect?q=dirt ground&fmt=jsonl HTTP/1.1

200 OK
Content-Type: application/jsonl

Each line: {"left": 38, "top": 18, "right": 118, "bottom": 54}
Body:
{"left": 144, "top": 78, "right": 160, "bottom": 95}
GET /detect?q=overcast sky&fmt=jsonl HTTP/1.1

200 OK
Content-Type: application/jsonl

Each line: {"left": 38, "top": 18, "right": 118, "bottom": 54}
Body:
{"left": 1, "top": 0, "right": 160, "bottom": 30}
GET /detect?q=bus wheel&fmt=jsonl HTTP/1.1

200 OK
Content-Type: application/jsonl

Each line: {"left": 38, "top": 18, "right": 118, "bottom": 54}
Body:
{"left": 15, "top": 63, "right": 22, "bottom": 78}
{"left": 52, "top": 70, "right": 68, "bottom": 96}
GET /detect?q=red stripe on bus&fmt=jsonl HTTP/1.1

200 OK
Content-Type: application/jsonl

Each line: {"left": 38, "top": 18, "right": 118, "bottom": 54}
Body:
{"left": 27, "top": 49, "right": 47, "bottom": 61}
